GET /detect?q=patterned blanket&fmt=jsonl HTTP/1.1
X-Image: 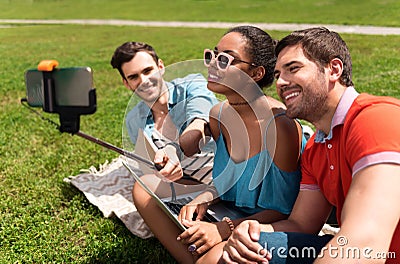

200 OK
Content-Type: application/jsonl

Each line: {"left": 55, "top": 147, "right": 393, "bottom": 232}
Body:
{"left": 64, "top": 156, "right": 153, "bottom": 238}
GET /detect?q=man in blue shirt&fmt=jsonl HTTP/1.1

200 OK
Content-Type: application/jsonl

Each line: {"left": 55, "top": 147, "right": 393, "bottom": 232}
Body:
{"left": 111, "top": 41, "right": 218, "bottom": 183}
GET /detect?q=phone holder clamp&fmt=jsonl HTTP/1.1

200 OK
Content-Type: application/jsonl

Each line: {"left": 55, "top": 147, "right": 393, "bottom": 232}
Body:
{"left": 38, "top": 60, "right": 96, "bottom": 134}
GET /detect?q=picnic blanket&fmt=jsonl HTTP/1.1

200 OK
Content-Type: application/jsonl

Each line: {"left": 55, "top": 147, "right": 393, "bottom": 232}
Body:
{"left": 64, "top": 155, "right": 154, "bottom": 239}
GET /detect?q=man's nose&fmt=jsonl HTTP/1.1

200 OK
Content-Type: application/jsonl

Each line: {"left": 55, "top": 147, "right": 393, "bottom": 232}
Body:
{"left": 140, "top": 74, "right": 154, "bottom": 87}
{"left": 276, "top": 74, "right": 289, "bottom": 89}
{"left": 140, "top": 73, "right": 152, "bottom": 84}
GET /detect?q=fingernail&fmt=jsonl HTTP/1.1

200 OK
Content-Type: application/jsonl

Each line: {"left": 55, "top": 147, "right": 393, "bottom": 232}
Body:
{"left": 176, "top": 236, "right": 181, "bottom": 241}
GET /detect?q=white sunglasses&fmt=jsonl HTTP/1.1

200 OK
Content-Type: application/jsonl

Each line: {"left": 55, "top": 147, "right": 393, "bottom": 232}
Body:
{"left": 203, "top": 49, "right": 256, "bottom": 71}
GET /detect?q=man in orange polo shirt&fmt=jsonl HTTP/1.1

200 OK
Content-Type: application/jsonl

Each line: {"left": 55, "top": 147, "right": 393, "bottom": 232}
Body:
{"left": 219, "top": 27, "right": 400, "bottom": 263}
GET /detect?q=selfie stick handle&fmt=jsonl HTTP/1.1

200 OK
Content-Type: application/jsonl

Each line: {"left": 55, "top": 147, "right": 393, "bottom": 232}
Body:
{"left": 76, "top": 131, "right": 172, "bottom": 199}
{"left": 75, "top": 130, "right": 157, "bottom": 169}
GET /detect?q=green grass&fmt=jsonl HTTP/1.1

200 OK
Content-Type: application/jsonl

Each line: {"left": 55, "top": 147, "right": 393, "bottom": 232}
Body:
{"left": 0, "top": 0, "right": 400, "bottom": 27}
{"left": 0, "top": 2, "right": 400, "bottom": 263}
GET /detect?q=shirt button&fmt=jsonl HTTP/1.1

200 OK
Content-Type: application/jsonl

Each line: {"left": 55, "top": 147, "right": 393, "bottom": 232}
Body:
{"left": 327, "top": 144, "right": 332, "bottom": 149}
{"left": 330, "top": 165, "right": 334, "bottom": 170}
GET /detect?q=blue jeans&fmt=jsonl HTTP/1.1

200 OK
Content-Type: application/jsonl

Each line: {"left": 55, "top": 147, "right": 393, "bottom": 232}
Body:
{"left": 258, "top": 232, "right": 334, "bottom": 264}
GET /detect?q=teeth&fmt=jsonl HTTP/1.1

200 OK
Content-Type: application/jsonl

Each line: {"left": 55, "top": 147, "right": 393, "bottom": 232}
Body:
{"left": 209, "top": 73, "right": 219, "bottom": 79}
{"left": 285, "top": 92, "right": 300, "bottom": 100}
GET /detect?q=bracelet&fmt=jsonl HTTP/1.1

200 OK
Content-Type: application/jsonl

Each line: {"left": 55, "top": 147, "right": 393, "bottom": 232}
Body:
{"left": 164, "top": 141, "right": 184, "bottom": 161}
{"left": 222, "top": 216, "right": 235, "bottom": 233}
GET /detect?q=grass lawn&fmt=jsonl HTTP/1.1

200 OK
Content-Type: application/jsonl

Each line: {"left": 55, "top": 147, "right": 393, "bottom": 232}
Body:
{"left": 0, "top": 1, "right": 399, "bottom": 263}
{"left": 0, "top": 0, "right": 400, "bottom": 27}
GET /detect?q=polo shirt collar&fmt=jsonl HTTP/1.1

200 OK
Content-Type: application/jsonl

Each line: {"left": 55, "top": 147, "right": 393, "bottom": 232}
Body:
{"left": 315, "top": 87, "right": 359, "bottom": 143}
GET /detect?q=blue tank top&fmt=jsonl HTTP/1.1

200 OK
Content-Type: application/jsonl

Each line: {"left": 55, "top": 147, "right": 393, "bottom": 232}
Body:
{"left": 212, "top": 103, "right": 304, "bottom": 215}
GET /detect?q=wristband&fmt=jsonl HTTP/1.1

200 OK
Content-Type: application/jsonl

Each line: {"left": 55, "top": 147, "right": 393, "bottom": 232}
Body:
{"left": 222, "top": 216, "right": 235, "bottom": 233}
{"left": 164, "top": 141, "right": 184, "bottom": 161}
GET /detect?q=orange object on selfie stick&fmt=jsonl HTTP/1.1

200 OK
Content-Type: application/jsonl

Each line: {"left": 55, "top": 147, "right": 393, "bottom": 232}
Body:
{"left": 38, "top": 60, "right": 59, "bottom": 71}
{"left": 38, "top": 60, "right": 59, "bottom": 113}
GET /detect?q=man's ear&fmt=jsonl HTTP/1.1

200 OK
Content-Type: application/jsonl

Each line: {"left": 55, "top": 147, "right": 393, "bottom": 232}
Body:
{"left": 251, "top": 66, "right": 265, "bottom": 83}
{"left": 122, "top": 78, "right": 131, "bottom": 90}
{"left": 158, "top": 59, "right": 165, "bottom": 75}
{"left": 329, "top": 58, "right": 343, "bottom": 82}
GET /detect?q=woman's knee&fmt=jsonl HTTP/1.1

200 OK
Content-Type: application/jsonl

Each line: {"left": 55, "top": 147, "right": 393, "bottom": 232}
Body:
{"left": 132, "top": 180, "right": 150, "bottom": 209}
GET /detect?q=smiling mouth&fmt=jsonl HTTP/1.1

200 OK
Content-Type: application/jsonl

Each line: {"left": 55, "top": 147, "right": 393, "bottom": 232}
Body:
{"left": 209, "top": 73, "right": 218, "bottom": 78}
{"left": 208, "top": 72, "right": 220, "bottom": 81}
{"left": 139, "top": 81, "right": 158, "bottom": 91}
{"left": 138, "top": 86, "right": 152, "bottom": 92}
{"left": 284, "top": 91, "right": 300, "bottom": 101}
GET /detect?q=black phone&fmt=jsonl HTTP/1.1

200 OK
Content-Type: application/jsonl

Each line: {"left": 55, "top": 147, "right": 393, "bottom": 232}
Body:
{"left": 23, "top": 66, "right": 96, "bottom": 133}
{"left": 25, "top": 67, "right": 94, "bottom": 107}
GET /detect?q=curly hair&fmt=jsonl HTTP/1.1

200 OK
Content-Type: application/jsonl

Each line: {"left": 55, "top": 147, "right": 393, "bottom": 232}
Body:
{"left": 225, "top": 26, "right": 277, "bottom": 88}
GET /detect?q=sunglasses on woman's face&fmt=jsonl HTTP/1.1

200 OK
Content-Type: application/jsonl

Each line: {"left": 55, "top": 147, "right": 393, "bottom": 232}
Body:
{"left": 203, "top": 49, "right": 256, "bottom": 71}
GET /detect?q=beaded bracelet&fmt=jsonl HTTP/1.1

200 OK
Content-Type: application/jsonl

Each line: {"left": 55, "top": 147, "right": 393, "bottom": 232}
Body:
{"left": 222, "top": 216, "right": 235, "bottom": 233}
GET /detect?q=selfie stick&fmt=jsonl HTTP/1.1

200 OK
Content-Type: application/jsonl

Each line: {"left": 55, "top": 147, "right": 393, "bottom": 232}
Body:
{"left": 21, "top": 98, "right": 158, "bottom": 169}
{"left": 74, "top": 131, "right": 157, "bottom": 169}
{"left": 35, "top": 60, "right": 158, "bottom": 170}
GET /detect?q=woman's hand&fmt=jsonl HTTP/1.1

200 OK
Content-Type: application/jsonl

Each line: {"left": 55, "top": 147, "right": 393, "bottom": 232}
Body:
{"left": 178, "top": 199, "right": 209, "bottom": 222}
{"left": 177, "top": 220, "right": 227, "bottom": 255}
{"left": 178, "top": 191, "right": 214, "bottom": 221}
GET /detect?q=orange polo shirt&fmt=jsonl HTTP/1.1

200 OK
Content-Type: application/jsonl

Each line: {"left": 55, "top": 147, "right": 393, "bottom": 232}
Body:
{"left": 301, "top": 87, "right": 400, "bottom": 263}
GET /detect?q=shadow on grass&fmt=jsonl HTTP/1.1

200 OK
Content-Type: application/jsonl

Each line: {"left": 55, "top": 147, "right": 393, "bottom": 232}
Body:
{"left": 61, "top": 183, "right": 176, "bottom": 264}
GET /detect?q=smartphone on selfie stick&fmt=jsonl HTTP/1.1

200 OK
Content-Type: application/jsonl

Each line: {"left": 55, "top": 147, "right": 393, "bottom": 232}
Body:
{"left": 24, "top": 60, "right": 96, "bottom": 133}
{"left": 22, "top": 60, "right": 158, "bottom": 170}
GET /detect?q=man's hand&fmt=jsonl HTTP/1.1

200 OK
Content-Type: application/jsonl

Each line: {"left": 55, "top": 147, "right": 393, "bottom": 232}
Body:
{"left": 222, "top": 220, "right": 271, "bottom": 263}
{"left": 154, "top": 146, "right": 183, "bottom": 182}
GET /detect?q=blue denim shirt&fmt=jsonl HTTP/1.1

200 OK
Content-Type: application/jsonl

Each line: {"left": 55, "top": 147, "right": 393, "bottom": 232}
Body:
{"left": 125, "top": 73, "right": 218, "bottom": 151}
